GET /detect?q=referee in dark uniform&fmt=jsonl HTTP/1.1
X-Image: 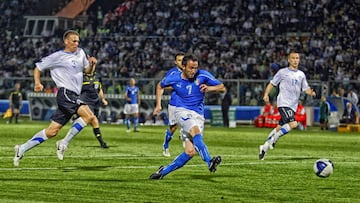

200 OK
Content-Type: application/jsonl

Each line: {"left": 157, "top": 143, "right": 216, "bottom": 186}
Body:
{"left": 8, "top": 83, "right": 23, "bottom": 124}
{"left": 80, "top": 71, "right": 109, "bottom": 148}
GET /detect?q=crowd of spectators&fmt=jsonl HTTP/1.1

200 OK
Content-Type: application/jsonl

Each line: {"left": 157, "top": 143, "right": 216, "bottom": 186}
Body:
{"left": 0, "top": 0, "right": 359, "bottom": 104}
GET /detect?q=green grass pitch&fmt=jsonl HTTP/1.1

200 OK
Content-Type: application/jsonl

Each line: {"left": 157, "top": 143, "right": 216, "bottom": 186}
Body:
{"left": 0, "top": 121, "right": 360, "bottom": 202}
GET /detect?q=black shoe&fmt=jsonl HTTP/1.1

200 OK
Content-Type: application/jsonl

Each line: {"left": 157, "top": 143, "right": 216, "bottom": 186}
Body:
{"left": 259, "top": 145, "right": 266, "bottom": 160}
{"left": 149, "top": 165, "right": 164, "bottom": 180}
{"left": 209, "top": 156, "right": 222, "bottom": 173}
{"left": 101, "top": 142, "right": 109, "bottom": 149}
{"left": 134, "top": 129, "right": 140, "bottom": 132}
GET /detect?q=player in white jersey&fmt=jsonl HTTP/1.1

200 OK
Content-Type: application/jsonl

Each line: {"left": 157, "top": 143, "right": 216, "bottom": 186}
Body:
{"left": 259, "top": 50, "right": 316, "bottom": 160}
{"left": 13, "top": 30, "right": 98, "bottom": 166}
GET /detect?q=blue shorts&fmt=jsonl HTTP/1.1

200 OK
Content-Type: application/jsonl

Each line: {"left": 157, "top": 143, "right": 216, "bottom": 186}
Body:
{"left": 51, "top": 87, "right": 86, "bottom": 125}
{"left": 278, "top": 107, "right": 295, "bottom": 126}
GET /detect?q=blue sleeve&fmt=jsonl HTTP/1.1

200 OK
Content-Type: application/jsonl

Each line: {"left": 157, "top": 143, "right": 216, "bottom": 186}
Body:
{"left": 200, "top": 70, "right": 222, "bottom": 86}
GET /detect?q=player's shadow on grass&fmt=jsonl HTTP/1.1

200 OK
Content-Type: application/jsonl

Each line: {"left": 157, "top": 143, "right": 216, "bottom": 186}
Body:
{"left": 187, "top": 174, "right": 225, "bottom": 182}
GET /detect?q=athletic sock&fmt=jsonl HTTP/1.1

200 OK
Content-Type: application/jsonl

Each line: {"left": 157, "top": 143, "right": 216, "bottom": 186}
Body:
{"left": 273, "top": 123, "right": 292, "bottom": 143}
{"left": 126, "top": 118, "right": 131, "bottom": 130}
{"left": 192, "top": 134, "right": 212, "bottom": 165}
{"left": 134, "top": 117, "right": 139, "bottom": 130}
{"left": 263, "top": 128, "right": 277, "bottom": 151}
{"left": 266, "top": 128, "right": 276, "bottom": 140}
{"left": 62, "top": 117, "right": 87, "bottom": 145}
{"left": 93, "top": 128, "right": 105, "bottom": 145}
{"left": 161, "top": 152, "right": 192, "bottom": 176}
{"left": 163, "top": 128, "right": 173, "bottom": 149}
{"left": 19, "top": 129, "right": 48, "bottom": 156}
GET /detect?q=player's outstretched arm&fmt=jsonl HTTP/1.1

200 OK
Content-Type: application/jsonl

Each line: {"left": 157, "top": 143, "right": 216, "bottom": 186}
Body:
{"left": 153, "top": 82, "right": 164, "bottom": 116}
{"left": 263, "top": 82, "right": 274, "bottom": 103}
{"left": 33, "top": 67, "right": 44, "bottom": 92}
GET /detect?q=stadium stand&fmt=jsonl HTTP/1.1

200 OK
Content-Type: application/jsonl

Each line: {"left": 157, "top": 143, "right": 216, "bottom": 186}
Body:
{"left": 0, "top": 0, "right": 359, "bottom": 120}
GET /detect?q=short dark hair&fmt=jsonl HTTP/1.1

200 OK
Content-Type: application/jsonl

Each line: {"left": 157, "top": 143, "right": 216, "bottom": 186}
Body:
{"left": 181, "top": 53, "right": 198, "bottom": 66}
{"left": 63, "top": 30, "right": 79, "bottom": 41}
{"left": 174, "top": 52, "right": 185, "bottom": 60}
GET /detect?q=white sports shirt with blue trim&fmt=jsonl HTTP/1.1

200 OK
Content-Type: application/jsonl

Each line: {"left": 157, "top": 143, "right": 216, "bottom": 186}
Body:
{"left": 271, "top": 67, "right": 310, "bottom": 111}
{"left": 35, "top": 48, "right": 89, "bottom": 95}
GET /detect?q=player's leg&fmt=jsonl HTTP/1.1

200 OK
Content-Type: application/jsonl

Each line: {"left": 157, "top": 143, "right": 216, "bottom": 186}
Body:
{"left": 133, "top": 113, "right": 139, "bottom": 132}
{"left": 91, "top": 105, "right": 108, "bottom": 148}
{"left": 8, "top": 107, "right": 14, "bottom": 124}
{"left": 162, "top": 105, "right": 177, "bottom": 156}
{"left": 61, "top": 104, "right": 95, "bottom": 144}
{"left": 133, "top": 104, "right": 140, "bottom": 132}
{"left": 162, "top": 124, "right": 176, "bottom": 157}
{"left": 91, "top": 116, "right": 108, "bottom": 148}
{"left": 14, "top": 121, "right": 62, "bottom": 166}
{"left": 57, "top": 105, "right": 95, "bottom": 160}
{"left": 259, "top": 107, "right": 296, "bottom": 160}
{"left": 188, "top": 124, "right": 221, "bottom": 172}
{"left": 14, "top": 107, "right": 20, "bottom": 124}
{"left": 124, "top": 104, "right": 131, "bottom": 132}
{"left": 150, "top": 139, "right": 194, "bottom": 179}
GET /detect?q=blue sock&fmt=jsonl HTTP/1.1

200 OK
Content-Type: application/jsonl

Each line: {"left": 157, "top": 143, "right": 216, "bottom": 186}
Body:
{"left": 134, "top": 117, "right": 139, "bottom": 130}
{"left": 126, "top": 118, "right": 131, "bottom": 130}
{"left": 163, "top": 129, "right": 173, "bottom": 149}
{"left": 193, "top": 134, "right": 212, "bottom": 166}
{"left": 161, "top": 152, "right": 192, "bottom": 176}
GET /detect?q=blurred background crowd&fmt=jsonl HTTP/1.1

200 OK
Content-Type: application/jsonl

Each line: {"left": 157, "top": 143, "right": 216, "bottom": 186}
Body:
{"left": 0, "top": 0, "right": 359, "bottom": 106}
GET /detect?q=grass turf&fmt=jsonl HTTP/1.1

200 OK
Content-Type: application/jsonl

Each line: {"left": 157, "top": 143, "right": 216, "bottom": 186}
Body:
{"left": 0, "top": 121, "right": 359, "bottom": 202}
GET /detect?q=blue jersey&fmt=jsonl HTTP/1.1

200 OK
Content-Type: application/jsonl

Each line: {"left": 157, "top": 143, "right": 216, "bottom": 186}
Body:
{"left": 125, "top": 85, "right": 139, "bottom": 104}
{"left": 160, "top": 70, "right": 222, "bottom": 115}
{"left": 165, "top": 66, "right": 182, "bottom": 106}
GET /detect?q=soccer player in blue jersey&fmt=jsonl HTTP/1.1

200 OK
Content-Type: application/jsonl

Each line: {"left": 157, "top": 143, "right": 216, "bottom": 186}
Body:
{"left": 13, "top": 30, "right": 98, "bottom": 166}
{"left": 124, "top": 78, "right": 141, "bottom": 132}
{"left": 153, "top": 52, "right": 184, "bottom": 157}
{"left": 259, "top": 50, "right": 316, "bottom": 160}
{"left": 150, "top": 53, "right": 226, "bottom": 179}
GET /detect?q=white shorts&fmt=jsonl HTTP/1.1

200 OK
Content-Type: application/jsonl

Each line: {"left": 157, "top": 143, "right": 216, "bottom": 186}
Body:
{"left": 124, "top": 104, "right": 139, "bottom": 115}
{"left": 168, "top": 104, "right": 177, "bottom": 126}
{"left": 175, "top": 107, "right": 204, "bottom": 142}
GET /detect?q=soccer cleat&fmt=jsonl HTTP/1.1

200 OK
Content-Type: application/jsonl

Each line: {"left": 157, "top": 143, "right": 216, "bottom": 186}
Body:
{"left": 259, "top": 145, "right": 266, "bottom": 160}
{"left": 56, "top": 141, "right": 67, "bottom": 160}
{"left": 209, "top": 155, "right": 222, "bottom": 173}
{"left": 149, "top": 165, "right": 164, "bottom": 180}
{"left": 13, "top": 145, "right": 23, "bottom": 167}
{"left": 101, "top": 142, "right": 109, "bottom": 149}
{"left": 162, "top": 148, "right": 171, "bottom": 157}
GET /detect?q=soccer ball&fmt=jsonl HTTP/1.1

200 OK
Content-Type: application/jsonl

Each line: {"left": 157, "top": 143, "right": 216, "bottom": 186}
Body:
{"left": 313, "top": 159, "right": 334, "bottom": 178}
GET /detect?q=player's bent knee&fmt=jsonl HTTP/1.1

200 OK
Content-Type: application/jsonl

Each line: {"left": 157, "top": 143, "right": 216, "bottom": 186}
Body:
{"left": 185, "top": 149, "right": 196, "bottom": 157}
{"left": 289, "top": 121, "right": 298, "bottom": 129}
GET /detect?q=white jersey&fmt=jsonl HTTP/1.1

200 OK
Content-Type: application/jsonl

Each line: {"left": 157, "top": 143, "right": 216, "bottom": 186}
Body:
{"left": 35, "top": 48, "right": 89, "bottom": 94}
{"left": 271, "top": 67, "right": 310, "bottom": 111}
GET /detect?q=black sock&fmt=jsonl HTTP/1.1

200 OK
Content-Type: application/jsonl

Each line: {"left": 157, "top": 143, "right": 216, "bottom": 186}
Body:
{"left": 93, "top": 128, "right": 105, "bottom": 144}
